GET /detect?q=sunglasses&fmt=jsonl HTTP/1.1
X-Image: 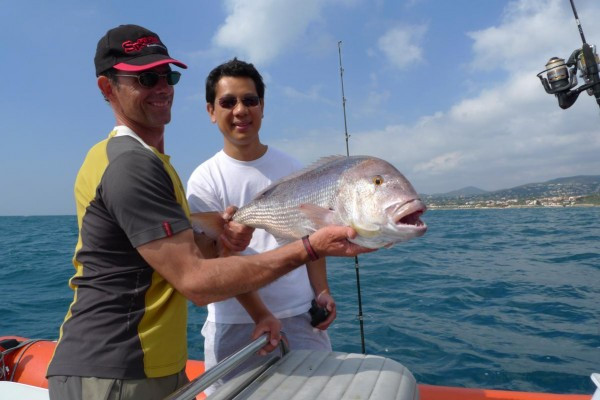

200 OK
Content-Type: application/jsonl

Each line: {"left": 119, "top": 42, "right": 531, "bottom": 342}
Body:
{"left": 217, "top": 95, "right": 261, "bottom": 109}
{"left": 114, "top": 71, "right": 181, "bottom": 88}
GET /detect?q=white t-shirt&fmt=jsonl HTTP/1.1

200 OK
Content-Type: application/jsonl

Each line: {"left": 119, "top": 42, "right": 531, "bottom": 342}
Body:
{"left": 186, "top": 147, "right": 314, "bottom": 323}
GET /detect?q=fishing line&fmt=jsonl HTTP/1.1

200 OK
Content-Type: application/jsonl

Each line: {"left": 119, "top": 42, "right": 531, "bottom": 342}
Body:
{"left": 337, "top": 41, "right": 366, "bottom": 354}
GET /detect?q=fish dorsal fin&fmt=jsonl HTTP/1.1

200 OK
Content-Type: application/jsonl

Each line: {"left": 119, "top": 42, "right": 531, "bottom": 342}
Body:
{"left": 254, "top": 155, "right": 348, "bottom": 199}
{"left": 298, "top": 203, "right": 337, "bottom": 226}
{"left": 303, "top": 155, "right": 349, "bottom": 171}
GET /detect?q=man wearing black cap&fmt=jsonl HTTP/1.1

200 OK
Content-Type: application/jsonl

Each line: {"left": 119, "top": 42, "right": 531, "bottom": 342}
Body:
{"left": 45, "top": 24, "right": 372, "bottom": 400}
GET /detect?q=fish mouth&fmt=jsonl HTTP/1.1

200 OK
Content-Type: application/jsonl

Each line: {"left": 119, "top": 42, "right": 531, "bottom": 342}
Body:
{"left": 392, "top": 199, "right": 427, "bottom": 233}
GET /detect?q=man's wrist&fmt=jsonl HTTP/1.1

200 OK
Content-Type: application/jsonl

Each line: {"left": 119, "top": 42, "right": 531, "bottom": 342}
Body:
{"left": 316, "top": 289, "right": 329, "bottom": 302}
{"left": 302, "top": 235, "right": 319, "bottom": 261}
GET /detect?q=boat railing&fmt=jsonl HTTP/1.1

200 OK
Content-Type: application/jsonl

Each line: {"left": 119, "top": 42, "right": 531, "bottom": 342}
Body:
{"left": 164, "top": 333, "right": 288, "bottom": 400}
{"left": 592, "top": 372, "right": 599, "bottom": 400}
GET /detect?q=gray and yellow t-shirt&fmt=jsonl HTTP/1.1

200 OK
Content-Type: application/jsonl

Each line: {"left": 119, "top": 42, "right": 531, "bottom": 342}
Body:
{"left": 47, "top": 127, "right": 191, "bottom": 379}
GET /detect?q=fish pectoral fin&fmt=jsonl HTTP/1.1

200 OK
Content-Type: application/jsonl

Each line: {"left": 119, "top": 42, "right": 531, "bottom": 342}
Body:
{"left": 352, "top": 223, "right": 381, "bottom": 238}
{"left": 298, "top": 203, "right": 337, "bottom": 226}
{"left": 189, "top": 212, "right": 225, "bottom": 240}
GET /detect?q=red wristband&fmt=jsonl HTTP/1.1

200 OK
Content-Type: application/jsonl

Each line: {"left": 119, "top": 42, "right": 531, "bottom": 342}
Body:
{"left": 302, "top": 235, "right": 319, "bottom": 261}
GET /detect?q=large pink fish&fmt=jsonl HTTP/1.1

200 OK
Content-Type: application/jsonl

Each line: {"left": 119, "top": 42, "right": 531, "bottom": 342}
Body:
{"left": 191, "top": 155, "right": 427, "bottom": 249}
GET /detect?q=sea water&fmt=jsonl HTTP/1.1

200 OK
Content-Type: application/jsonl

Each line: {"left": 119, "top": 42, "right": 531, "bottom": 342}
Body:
{"left": 1, "top": 208, "right": 598, "bottom": 394}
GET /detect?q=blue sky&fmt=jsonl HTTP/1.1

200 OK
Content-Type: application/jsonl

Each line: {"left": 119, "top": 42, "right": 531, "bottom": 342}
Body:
{"left": 3, "top": 0, "right": 600, "bottom": 216}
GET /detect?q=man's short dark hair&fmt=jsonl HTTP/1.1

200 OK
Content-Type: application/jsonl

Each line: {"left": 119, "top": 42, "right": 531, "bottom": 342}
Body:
{"left": 205, "top": 58, "right": 265, "bottom": 105}
{"left": 101, "top": 68, "right": 119, "bottom": 82}
{"left": 99, "top": 68, "right": 119, "bottom": 102}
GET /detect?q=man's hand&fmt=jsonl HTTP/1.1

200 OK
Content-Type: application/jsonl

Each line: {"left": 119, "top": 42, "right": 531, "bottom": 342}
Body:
{"left": 220, "top": 206, "right": 254, "bottom": 252}
{"left": 314, "top": 291, "right": 336, "bottom": 330}
{"left": 308, "top": 226, "right": 376, "bottom": 258}
{"left": 251, "top": 314, "right": 283, "bottom": 356}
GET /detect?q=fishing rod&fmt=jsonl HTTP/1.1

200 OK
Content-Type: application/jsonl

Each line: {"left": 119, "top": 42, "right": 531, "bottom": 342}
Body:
{"left": 537, "top": 0, "right": 600, "bottom": 110}
{"left": 337, "top": 40, "right": 366, "bottom": 355}
{"left": 338, "top": 41, "right": 351, "bottom": 157}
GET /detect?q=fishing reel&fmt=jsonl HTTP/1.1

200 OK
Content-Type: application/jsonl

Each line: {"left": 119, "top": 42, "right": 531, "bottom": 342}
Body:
{"left": 308, "top": 300, "right": 329, "bottom": 327}
{"left": 537, "top": 43, "right": 600, "bottom": 109}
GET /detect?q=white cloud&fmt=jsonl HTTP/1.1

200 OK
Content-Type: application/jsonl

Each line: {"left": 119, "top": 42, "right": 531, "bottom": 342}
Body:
{"left": 213, "top": 0, "right": 323, "bottom": 64}
{"left": 377, "top": 24, "right": 427, "bottom": 69}
{"left": 414, "top": 152, "right": 463, "bottom": 174}
{"left": 469, "top": 0, "right": 600, "bottom": 72}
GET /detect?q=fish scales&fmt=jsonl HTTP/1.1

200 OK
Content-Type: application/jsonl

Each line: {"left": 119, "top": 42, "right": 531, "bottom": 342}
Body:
{"left": 232, "top": 156, "right": 356, "bottom": 239}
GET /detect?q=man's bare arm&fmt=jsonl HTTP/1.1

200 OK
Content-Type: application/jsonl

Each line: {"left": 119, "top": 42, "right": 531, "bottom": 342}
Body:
{"left": 137, "top": 225, "right": 371, "bottom": 306}
{"left": 235, "top": 291, "right": 282, "bottom": 354}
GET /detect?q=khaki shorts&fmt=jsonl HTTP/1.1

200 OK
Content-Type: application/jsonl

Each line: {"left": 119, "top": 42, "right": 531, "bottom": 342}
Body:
{"left": 48, "top": 370, "right": 189, "bottom": 400}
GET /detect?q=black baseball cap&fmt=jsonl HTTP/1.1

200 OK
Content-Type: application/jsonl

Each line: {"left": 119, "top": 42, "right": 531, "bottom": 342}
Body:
{"left": 94, "top": 24, "right": 187, "bottom": 76}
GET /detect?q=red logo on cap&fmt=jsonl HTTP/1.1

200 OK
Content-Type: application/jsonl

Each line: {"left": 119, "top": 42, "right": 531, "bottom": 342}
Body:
{"left": 122, "top": 36, "right": 161, "bottom": 53}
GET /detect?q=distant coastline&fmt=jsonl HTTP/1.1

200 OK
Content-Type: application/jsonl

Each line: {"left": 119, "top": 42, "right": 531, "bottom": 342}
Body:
{"left": 426, "top": 194, "right": 600, "bottom": 210}
{"left": 422, "top": 175, "right": 600, "bottom": 211}
{"left": 429, "top": 203, "right": 599, "bottom": 210}
{"left": 423, "top": 173, "right": 600, "bottom": 211}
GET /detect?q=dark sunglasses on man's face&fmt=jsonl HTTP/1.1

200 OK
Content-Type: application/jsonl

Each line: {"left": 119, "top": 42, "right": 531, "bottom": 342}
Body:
{"left": 115, "top": 71, "right": 181, "bottom": 88}
{"left": 217, "top": 95, "right": 261, "bottom": 109}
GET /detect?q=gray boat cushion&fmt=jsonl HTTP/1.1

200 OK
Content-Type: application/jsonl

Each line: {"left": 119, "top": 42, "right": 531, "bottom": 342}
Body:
{"left": 208, "top": 350, "right": 419, "bottom": 400}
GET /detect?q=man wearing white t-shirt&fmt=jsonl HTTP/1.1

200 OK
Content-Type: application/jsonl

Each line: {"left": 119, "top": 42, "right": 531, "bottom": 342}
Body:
{"left": 186, "top": 58, "right": 335, "bottom": 394}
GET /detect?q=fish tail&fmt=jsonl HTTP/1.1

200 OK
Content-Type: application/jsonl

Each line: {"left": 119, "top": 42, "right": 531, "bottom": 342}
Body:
{"left": 189, "top": 212, "right": 226, "bottom": 240}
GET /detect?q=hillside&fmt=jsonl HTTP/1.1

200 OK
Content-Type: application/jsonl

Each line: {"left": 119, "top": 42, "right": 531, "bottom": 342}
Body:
{"left": 423, "top": 175, "right": 600, "bottom": 208}
{"left": 432, "top": 186, "right": 489, "bottom": 197}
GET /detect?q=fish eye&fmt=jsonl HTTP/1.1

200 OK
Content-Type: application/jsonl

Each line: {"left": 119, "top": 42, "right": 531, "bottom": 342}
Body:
{"left": 372, "top": 175, "right": 384, "bottom": 185}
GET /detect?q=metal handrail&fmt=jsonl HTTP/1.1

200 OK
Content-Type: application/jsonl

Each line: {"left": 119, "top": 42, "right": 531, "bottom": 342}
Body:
{"left": 164, "top": 333, "right": 288, "bottom": 400}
